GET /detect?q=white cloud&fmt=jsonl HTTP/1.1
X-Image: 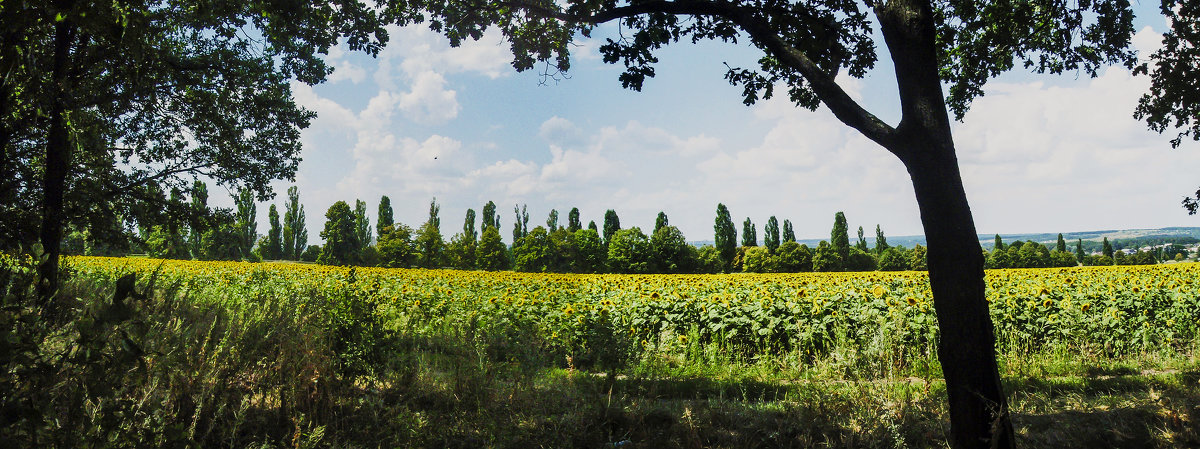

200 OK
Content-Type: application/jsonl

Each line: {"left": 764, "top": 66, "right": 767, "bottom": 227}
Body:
{"left": 397, "top": 71, "right": 460, "bottom": 125}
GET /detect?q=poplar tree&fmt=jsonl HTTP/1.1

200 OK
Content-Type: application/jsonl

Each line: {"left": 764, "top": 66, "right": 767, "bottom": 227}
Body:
{"left": 856, "top": 226, "right": 869, "bottom": 252}
{"left": 764, "top": 216, "right": 780, "bottom": 252}
{"left": 713, "top": 204, "right": 737, "bottom": 271}
{"left": 235, "top": 188, "right": 257, "bottom": 259}
{"left": 741, "top": 218, "right": 757, "bottom": 247}
{"left": 282, "top": 186, "right": 307, "bottom": 260}
{"left": 655, "top": 211, "right": 669, "bottom": 233}
{"left": 266, "top": 205, "right": 283, "bottom": 260}
{"left": 831, "top": 212, "right": 849, "bottom": 260}
{"left": 782, "top": 219, "right": 796, "bottom": 243}
{"left": 1075, "top": 239, "right": 1086, "bottom": 263}
{"left": 1056, "top": 233, "right": 1067, "bottom": 253}
{"left": 603, "top": 209, "right": 621, "bottom": 245}
{"left": 482, "top": 201, "right": 499, "bottom": 232}
{"left": 354, "top": 199, "right": 372, "bottom": 254}
{"left": 568, "top": 207, "right": 582, "bottom": 232}
{"left": 377, "top": 195, "right": 394, "bottom": 237}
{"left": 875, "top": 225, "right": 889, "bottom": 254}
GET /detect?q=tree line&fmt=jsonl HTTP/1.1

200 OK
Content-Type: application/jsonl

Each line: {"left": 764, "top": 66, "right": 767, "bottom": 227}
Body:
{"left": 63, "top": 184, "right": 1189, "bottom": 272}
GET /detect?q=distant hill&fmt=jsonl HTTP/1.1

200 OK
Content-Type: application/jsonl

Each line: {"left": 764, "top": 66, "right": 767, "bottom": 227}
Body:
{"left": 691, "top": 227, "right": 1200, "bottom": 250}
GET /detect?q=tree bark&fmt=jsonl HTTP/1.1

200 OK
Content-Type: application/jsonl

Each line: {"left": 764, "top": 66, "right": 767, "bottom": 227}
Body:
{"left": 876, "top": 0, "right": 1015, "bottom": 447}
{"left": 38, "top": 14, "right": 74, "bottom": 302}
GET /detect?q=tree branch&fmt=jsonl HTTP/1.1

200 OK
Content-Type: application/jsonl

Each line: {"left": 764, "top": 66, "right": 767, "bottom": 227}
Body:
{"left": 102, "top": 163, "right": 214, "bottom": 198}
{"left": 505, "top": 0, "right": 898, "bottom": 148}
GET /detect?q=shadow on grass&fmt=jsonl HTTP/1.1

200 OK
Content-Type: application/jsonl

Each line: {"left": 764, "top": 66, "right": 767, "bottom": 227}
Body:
{"left": 1005, "top": 371, "right": 1200, "bottom": 449}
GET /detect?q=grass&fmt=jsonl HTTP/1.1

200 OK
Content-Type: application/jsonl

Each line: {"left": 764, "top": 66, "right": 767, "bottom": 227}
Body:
{"left": 2, "top": 259, "right": 1198, "bottom": 448}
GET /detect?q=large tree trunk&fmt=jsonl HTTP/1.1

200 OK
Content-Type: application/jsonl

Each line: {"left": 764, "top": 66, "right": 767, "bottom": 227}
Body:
{"left": 37, "top": 15, "right": 74, "bottom": 302}
{"left": 875, "top": 0, "right": 1015, "bottom": 447}
{"left": 905, "top": 135, "right": 1014, "bottom": 449}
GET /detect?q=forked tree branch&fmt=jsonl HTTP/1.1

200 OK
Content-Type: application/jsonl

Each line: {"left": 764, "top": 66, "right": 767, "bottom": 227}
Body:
{"left": 504, "top": 0, "right": 899, "bottom": 149}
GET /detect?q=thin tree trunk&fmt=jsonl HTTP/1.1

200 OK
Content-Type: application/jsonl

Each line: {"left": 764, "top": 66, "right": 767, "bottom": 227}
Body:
{"left": 38, "top": 14, "right": 74, "bottom": 302}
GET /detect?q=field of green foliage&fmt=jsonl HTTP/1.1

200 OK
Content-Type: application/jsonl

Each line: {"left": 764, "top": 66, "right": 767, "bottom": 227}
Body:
{"left": 3, "top": 255, "right": 1198, "bottom": 448}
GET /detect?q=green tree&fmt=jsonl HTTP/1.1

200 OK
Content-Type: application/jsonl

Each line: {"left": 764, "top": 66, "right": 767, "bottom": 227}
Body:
{"left": 446, "top": 208, "right": 478, "bottom": 269}
{"left": 741, "top": 246, "right": 776, "bottom": 273}
{"left": 1056, "top": 233, "right": 1067, "bottom": 253}
{"left": 573, "top": 228, "right": 606, "bottom": 273}
{"left": 1102, "top": 237, "right": 1115, "bottom": 258}
{"left": 17, "top": 0, "right": 386, "bottom": 298}
{"left": 846, "top": 247, "right": 877, "bottom": 271}
{"left": 354, "top": 199, "right": 372, "bottom": 255}
{"left": 548, "top": 228, "right": 578, "bottom": 272}
{"left": 606, "top": 227, "right": 652, "bottom": 274}
{"left": 875, "top": 225, "right": 889, "bottom": 254}
{"left": 650, "top": 225, "right": 695, "bottom": 273}
{"left": 764, "top": 216, "right": 780, "bottom": 253}
{"left": 235, "top": 188, "right": 258, "bottom": 260}
{"left": 265, "top": 205, "right": 283, "bottom": 260}
{"left": 812, "top": 241, "right": 843, "bottom": 272}
{"left": 546, "top": 208, "right": 560, "bottom": 231}
{"left": 602, "top": 209, "right": 621, "bottom": 245}
{"left": 879, "top": 247, "right": 911, "bottom": 271}
{"left": 475, "top": 226, "right": 509, "bottom": 271}
{"left": 482, "top": 201, "right": 500, "bottom": 232}
{"left": 994, "top": 234, "right": 1005, "bottom": 251}
{"left": 588, "top": 221, "right": 599, "bottom": 234}
{"left": 200, "top": 210, "right": 244, "bottom": 261}
{"left": 1075, "top": 239, "right": 1086, "bottom": 263}
{"left": 568, "top": 207, "right": 582, "bottom": 232}
{"left": 145, "top": 225, "right": 188, "bottom": 260}
{"left": 655, "top": 211, "right": 669, "bottom": 233}
{"left": 187, "top": 180, "right": 210, "bottom": 259}
{"left": 377, "top": 224, "right": 416, "bottom": 268}
{"left": 782, "top": 219, "right": 796, "bottom": 243}
{"left": 512, "top": 204, "right": 529, "bottom": 247}
{"left": 856, "top": 226, "right": 869, "bottom": 252}
{"left": 318, "top": 201, "right": 359, "bottom": 266}
{"left": 909, "top": 245, "right": 929, "bottom": 271}
{"left": 714, "top": 203, "right": 737, "bottom": 271}
{"left": 831, "top": 212, "right": 849, "bottom": 261}
{"left": 415, "top": 198, "right": 445, "bottom": 268}
{"left": 741, "top": 217, "right": 757, "bottom": 247}
{"left": 776, "top": 241, "right": 813, "bottom": 272}
{"left": 377, "top": 195, "right": 394, "bottom": 238}
{"left": 283, "top": 186, "right": 308, "bottom": 261}
{"left": 513, "top": 226, "right": 552, "bottom": 272}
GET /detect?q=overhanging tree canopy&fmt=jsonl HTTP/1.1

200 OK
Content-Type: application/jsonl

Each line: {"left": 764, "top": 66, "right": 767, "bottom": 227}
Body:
{"left": 388, "top": 0, "right": 1193, "bottom": 447}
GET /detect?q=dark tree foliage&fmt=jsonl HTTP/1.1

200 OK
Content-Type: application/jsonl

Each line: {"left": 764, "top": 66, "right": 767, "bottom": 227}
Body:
{"left": 1075, "top": 239, "right": 1086, "bottom": 263}
{"left": 354, "top": 199, "right": 371, "bottom": 254}
{"left": 265, "top": 204, "right": 283, "bottom": 260}
{"left": 994, "top": 234, "right": 1004, "bottom": 251}
{"left": 283, "top": 186, "right": 307, "bottom": 261}
{"left": 546, "top": 208, "right": 559, "bottom": 231}
{"left": 655, "top": 211, "right": 669, "bottom": 233}
{"left": 1056, "top": 233, "right": 1067, "bottom": 253}
{"left": 377, "top": 195, "right": 394, "bottom": 238}
{"left": 856, "top": 226, "right": 869, "bottom": 252}
{"left": 318, "top": 201, "right": 359, "bottom": 266}
{"left": 764, "top": 216, "right": 780, "bottom": 253}
{"left": 782, "top": 219, "right": 796, "bottom": 243}
{"left": 741, "top": 217, "right": 757, "bottom": 247}
{"left": 568, "top": 207, "right": 582, "bottom": 232}
{"left": 5, "top": 0, "right": 388, "bottom": 297}
{"left": 713, "top": 203, "right": 736, "bottom": 271}
{"left": 831, "top": 212, "right": 849, "bottom": 261}
{"left": 235, "top": 188, "right": 257, "bottom": 260}
{"left": 602, "top": 209, "right": 621, "bottom": 245}
{"left": 482, "top": 201, "right": 500, "bottom": 232}
{"left": 875, "top": 224, "right": 889, "bottom": 254}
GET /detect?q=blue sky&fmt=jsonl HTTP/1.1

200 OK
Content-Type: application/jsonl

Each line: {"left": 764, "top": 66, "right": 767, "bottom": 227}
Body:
{"left": 218, "top": 8, "right": 1200, "bottom": 244}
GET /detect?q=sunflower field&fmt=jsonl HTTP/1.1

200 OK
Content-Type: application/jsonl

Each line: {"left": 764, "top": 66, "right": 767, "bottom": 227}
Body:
{"left": 65, "top": 256, "right": 1200, "bottom": 373}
